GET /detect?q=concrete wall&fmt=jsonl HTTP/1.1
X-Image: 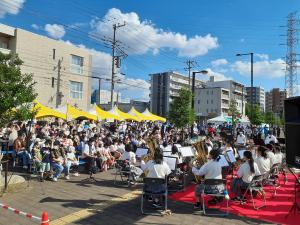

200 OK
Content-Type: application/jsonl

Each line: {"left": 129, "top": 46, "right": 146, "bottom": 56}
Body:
{"left": 13, "top": 28, "right": 92, "bottom": 110}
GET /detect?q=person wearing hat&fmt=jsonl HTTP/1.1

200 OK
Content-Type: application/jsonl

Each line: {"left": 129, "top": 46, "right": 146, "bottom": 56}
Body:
{"left": 50, "top": 143, "right": 70, "bottom": 182}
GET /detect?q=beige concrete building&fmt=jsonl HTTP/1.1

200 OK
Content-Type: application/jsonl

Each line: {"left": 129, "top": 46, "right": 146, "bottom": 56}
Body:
{"left": 194, "top": 87, "right": 230, "bottom": 120}
{"left": 206, "top": 76, "right": 246, "bottom": 116}
{"left": 0, "top": 23, "right": 92, "bottom": 110}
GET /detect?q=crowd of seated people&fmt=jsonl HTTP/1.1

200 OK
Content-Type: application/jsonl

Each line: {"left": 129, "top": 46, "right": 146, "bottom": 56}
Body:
{"left": 0, "top": 118, "right": 285, "bottom": 212}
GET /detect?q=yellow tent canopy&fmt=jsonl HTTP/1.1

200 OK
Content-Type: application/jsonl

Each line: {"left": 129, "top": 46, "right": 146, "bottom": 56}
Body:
{"left": 128, "top": 107, "right": 154, "bottom": 121}
{"left": 67, "top": 105, "right": 97, "bottom": 120}
{"left": 142, "top": 108, "right": 167, "bottom": 123}
{"left": 114, "top": 106, "right": 140, "bottom": 122}
{"left": 34, "top": 101, "right": 67, "bottom": 120}
{"left": 95, "top": 105, "right": 122, "bottom": 121}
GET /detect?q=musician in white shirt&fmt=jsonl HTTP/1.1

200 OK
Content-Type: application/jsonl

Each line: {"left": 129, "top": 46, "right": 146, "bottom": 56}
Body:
{"left": 236, "top": 131, "right": 247, "bottom": 146}
{"left": 121, "top": 143, "right": 142, "bottom": 184}
{"left": 141, "top": 148, "right": 171, "bottom": 208}
{"left": 255, "top": 146, "right": 271, "bottom": 174}
{"left": 264, "top": 132, "right": 278, "bottom": 145}
{"left": 273, "top": 143, "right": 283, "bottom": 165}
{"left": 266, "top": 144, "right": 276, "bottom": 167}
{"left": 192, "top": 149, "right": 224, "bottom": 209}
{"left": 231, "top": 151, "right": 261, "bottom": 201}
{"left": 141, "top": 150, "right": 171, "bottom": 179}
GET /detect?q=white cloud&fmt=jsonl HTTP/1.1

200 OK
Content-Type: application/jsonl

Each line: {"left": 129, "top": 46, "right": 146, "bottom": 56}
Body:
{"left": 31, "top": 24, "right": 40, "bottom": 30}
{"left": 231, "top": 58, "right": 285, "bottom": 78}
{"left": 90, "top": 8, "right": 218, "bottom": 57}
{"left": 211, "top": 58, "right": 228, "bottom": 67}
{"left": 256, "top": 54, "right": 269, "bottom": 60}
{"left": 44, "top": 24, "right": 66, "bottom": 39}
{"left": 0, "top": 0, "right": 25, "bottom": 18}
{"left": 116, "top": 78, "right": 150, "bottom": 101}
{"left": 63, "top": 40, "right": 150, "bottom": 101}
{"left": 205, "top": 68, "right": 231, "bottom": 82}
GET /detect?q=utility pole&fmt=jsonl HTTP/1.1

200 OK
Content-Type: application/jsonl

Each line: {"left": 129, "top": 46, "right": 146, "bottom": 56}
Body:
{"left": 55, "top": 58, "right": 63, "bottom": 108}
{"left": 185, "top": 60, "right": 195, "bottom": 89}
{"left": 92, "top": 77, "right": 102, "bottom": 105}
{"left": 111, "top": 22, "right": 126, "bottom": 109}
{"left": 284, "top": 12, "right": 299, "bottom": 97}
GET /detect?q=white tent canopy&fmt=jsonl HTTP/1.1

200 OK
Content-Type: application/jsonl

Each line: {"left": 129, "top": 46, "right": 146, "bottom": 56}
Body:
{"left": 207, "top": 115, "right": 228, "bottom": 124}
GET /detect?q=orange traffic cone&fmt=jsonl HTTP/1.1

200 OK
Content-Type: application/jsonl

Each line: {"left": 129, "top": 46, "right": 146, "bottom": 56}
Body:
{"left": 41, "top": 212, "right": 49, "bottom": 225}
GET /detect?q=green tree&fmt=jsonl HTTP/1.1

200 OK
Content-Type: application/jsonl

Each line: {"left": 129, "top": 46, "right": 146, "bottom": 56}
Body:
{"left": 264, "top": 111, "right": 276, "bottom": 126}
{"left": 228, "top": 98, "right": 240, "bottom": 124}
{"left": 249, "top": 104, "right": 264, "bottom": 125}
{"left": 169, "top": 88, "right": 195, "bottom": 128}
{"left": 228, "top": 99, "right": 240, "bottom": 136}
{"left": 0, "top": 53, "right": 37, "bottom": 127}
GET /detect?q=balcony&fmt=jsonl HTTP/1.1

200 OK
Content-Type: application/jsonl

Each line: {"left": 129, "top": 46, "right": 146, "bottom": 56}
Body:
{"left": 0, "top": 47, "right": 11, "bottom": 55}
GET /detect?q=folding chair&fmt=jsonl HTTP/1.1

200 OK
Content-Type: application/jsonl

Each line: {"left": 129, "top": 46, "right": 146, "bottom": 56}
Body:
{"left": 141, "top": 177, "right": 168, "bottom": 215}
{"left": 264, "top": 163, "right": 280, "bottom": 197}
{"left": 201, "top": 179, "right": 228, "bottom": 216}
{"left": 241, "top": 175, "right": 266, "bottom": 210}
{"left": 114, "top": 159, "right": 131, "bottom": 185}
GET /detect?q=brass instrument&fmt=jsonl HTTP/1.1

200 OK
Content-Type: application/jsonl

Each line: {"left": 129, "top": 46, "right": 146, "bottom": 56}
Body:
{"left": 142, "top": 137, "right": 158, "bottom": 163}
{"left": 192, "top": 139, "right": 208, "bottom": 183}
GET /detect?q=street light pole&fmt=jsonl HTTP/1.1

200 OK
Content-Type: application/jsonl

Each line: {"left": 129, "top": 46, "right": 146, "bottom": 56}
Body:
{"left": 191, "top": 70, "right": 208, "bottom": 137}
{"left": 250, "top": 52, "right": 254, "bottom": 122}
{"left": 236, "top": 52, "right": 254, "bottom": 122}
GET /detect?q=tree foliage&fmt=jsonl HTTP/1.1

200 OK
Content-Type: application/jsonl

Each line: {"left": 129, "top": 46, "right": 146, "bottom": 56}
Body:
{"left": 265, "top": 111, "right": 276, "bottom": 126}
{"left": 169, "top": 88, "right": 195, "bottom": 128}
{"left": 0, "top": 53, "right": 37, "bottom": 127}
{"left": 246, "top": 104, "right": 264, "bottom": 125}
{"left": 228, "top": 98, "right": 240, "bottom": 125}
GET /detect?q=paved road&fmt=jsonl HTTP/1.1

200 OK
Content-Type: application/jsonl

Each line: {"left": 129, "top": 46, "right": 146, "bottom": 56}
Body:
{"left": 0, "top": 170, "right": 272, "bottom": 225}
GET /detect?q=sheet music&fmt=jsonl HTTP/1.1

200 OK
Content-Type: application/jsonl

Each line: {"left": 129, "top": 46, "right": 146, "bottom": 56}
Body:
{"left": 174, "top": 144, "right": 182, "bottom": 148}
{"left": 179, "top": 146, "right": 194, "bottom": 157}
{"left": 163, "top": 145, "right": 172, "bottom": 151}
{"left": 218, "top": 155, "right": 229, "bottom": 167}
{"left": 135, "top": 148, "right": 148, "bottom": 158}
{"left": 226, "top": 150, "right": 236, "bottom": 163}
{"left": 238, "top": 150, "right": 246, "bottom": 159}
{"left": 163, "top": 151, "right": 172, "bottom": 156}
{"left": 163, "top": 156, "right": 177, "bottom": 171}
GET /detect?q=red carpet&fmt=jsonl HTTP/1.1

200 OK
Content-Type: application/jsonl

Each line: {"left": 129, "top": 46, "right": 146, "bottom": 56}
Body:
{"left": 169, "top": 174, "right": 300, "bottom": 225}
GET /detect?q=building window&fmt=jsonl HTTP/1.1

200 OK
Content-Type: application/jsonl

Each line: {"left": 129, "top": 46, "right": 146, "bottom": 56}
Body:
{"left": 211, "top": 99, "right": 213, "bottom": 104}
{"left": 0, "top": 42, "right": 8, "bottom": 49}
{"left": 71, "top": 55, "right": 83, "bottom": 74}
{"left": 198, "top": 100, "right": 200, "bottom": 104}
{"left": 207, "top": 100, "right": 209, "bottom": 104}
{"left": 70, "top": 81, "right": 83, "bottom": 99}
{"left": 207, "top": 90, "right": 209, "bottom": 95}
{"left": 206, "top": 109, "right": 208, "bottom": 113}
{"left": 211, "top": 90, "right": 213, "bottom": 95}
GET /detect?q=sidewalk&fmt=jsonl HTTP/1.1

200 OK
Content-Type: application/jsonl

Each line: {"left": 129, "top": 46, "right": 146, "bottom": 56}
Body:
{"left": 0, "top": 171, "right": 272, "bottom": 225}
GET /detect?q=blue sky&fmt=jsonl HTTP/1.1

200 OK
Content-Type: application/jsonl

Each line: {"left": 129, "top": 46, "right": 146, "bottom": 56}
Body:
{"left": 0, "top": 0, "right": 299, "bottom": 101}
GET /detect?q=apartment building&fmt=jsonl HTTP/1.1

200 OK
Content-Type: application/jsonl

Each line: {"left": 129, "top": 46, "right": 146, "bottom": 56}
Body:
{"left": 265, "top": 88, "right": 286, "bottom": 116}
{"left": 0, "top": 23, "right": 92, "bottom": 110}
{"left": 150, "top": 71, "right": 204, "bottom": 117}
{"left": 194, "top": 87, "right": 230, "bottom": 120}
{"left": 205, "top": 76, "right": 246, "bottom": 116}
{"left": 246, "top": 86, "right": 265, "bottom": 112}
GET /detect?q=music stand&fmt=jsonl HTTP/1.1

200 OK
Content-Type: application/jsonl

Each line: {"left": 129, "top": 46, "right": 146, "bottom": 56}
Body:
{"left": 285, "top": 166, "right": 300, "bottom": 217}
